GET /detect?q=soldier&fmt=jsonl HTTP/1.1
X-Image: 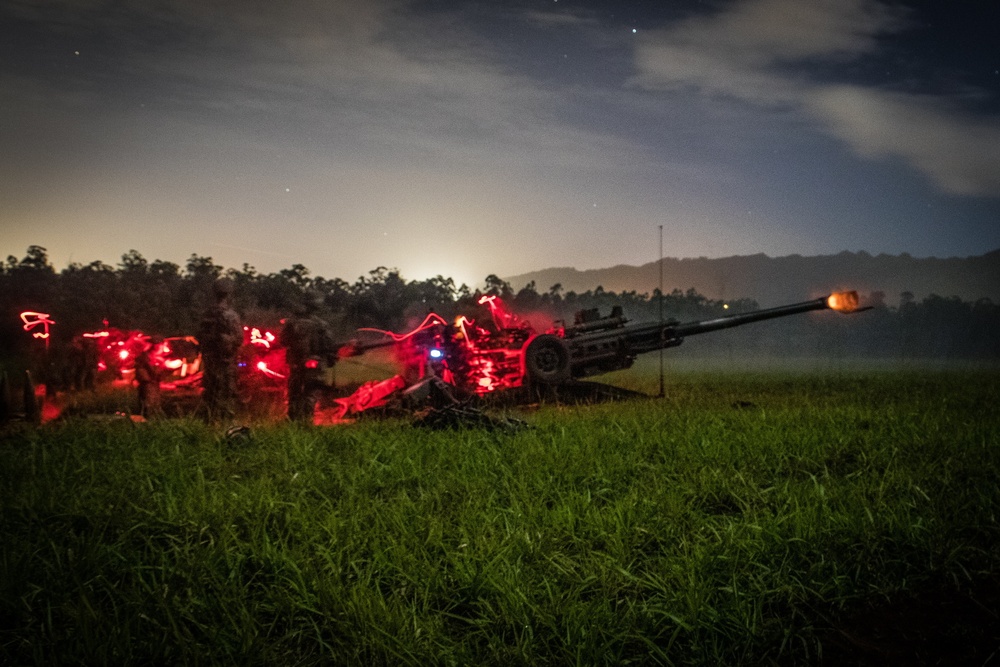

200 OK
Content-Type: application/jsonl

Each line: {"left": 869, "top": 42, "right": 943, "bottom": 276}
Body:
{"left": 134, "top": 337, "right": 164, "bottom": 419}
{"left": 280, "top": 292, "right": 337, "bottom": 423}
{"left": 67, "top": 335, "right": 98, "bottom": 391}
{"left": 198, "top": 278, "right": 243, "bottom": 422}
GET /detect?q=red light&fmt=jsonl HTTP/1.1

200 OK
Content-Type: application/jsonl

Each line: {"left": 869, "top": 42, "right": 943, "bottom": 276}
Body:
{"left": 333, "top": 375, "right": 407, "bottom": 418}
{"left": 477, "top": 294, "right": 520, "bottom": 329}
{"left": 20, "top": 311, "right": 55, "bottom": 339}
{"left": 335, "top": 294, "right": 554, "bottom": 411}
{"left": 119, "top": 350, "right": 129, "bottom": 360}
{"left": 305, "top": 359, "right": 319, "bottom": 369}
{"left": 359, "top": 312, "right": 448, "bottom": 342}
{"left": 256, "top": 361, "right": 286, "bottom": 379}
{"left": 246, "top": 326, "right": 279, "bottom": 349}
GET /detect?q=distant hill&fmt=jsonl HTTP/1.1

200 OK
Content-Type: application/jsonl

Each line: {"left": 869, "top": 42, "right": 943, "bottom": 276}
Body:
{"left": 503, "top": 250, "right": 1000, "bottom": 307}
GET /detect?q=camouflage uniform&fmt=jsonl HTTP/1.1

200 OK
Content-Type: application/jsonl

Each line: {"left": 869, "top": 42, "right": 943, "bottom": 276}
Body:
{"left": 280, "top": 295, "right": 337, "bottom": 423}
{"left": 67, "top": 336, "right": 98, "bottom": 391}
{"left": 198, "top": 279, "right": 243, "bottom": 421}
{"left": 134, "top": 340, "right": 164, "bottom": 419}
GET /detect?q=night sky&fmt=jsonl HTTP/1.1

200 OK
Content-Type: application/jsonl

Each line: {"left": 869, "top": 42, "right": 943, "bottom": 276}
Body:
{"left": 2, "top": 0, "right": 998, "bottom": 289}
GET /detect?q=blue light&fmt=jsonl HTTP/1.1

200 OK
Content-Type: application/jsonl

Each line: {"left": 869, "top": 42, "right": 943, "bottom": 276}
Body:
{"left": 429, "top": 348, "right": 444, "bottom": 359}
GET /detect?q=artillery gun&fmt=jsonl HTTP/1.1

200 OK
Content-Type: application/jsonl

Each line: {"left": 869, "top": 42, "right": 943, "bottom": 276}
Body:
{"left": 526, "top": 291, "right": 867, "bottom": 384}
{"left": 331, "top": 291, "right": 868, "bottom": 415}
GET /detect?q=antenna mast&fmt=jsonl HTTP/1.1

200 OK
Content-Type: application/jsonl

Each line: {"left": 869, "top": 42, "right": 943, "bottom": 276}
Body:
{"left": 658, "top": 225, "right": 665, "bottom": 398}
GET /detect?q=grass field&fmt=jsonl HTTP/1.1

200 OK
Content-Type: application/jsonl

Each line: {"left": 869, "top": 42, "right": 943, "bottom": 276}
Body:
{"left": 1, "top": 364, "right": 999, "bottom": 665}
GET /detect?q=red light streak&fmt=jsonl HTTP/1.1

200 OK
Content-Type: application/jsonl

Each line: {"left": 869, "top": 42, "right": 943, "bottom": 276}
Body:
{"left": 333, "top": 375, "right": 407, "bottom": 418}
{"left": 359, "top": 312, "right": 448, "bottom": 342}
{"left": 352, "top": 296, "right": 533, "bottom": 398}
{"left": 249, "top": 327, "right": 275, "bottom": 348}
{"left": 455, "top": 316, "right": 477, "bottom": 349}
{"left": 80, "top": 327, "right": 198, "bottom": 380}
{"left": 20, "top": 311, "right": 55, "bottom": 339}
{"left": 478, "top": 294, "right": 520, "bottom": 329}
{"left": 240, "top": 324, "right": 288, "bottom": 382}
{"left": 256, "top": 361, "right": 286, "bottom": 379}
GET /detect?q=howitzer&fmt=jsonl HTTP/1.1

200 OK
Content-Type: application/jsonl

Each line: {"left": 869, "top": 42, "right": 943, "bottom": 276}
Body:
{"left": 338, "top": 290, "right": 868, "bottom": 404}
{"left": 525, "top": 291, "right": 867, "bottom": 384}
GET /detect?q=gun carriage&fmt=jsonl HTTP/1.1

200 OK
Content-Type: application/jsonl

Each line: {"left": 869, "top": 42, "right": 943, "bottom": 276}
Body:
{"left": 331, "top": 291, "right": 866, "bottom": 414}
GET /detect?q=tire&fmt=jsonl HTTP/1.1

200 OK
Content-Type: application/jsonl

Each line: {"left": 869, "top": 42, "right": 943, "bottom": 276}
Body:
{"left": 523, "top": 334, "right": 571, "bottom": 385}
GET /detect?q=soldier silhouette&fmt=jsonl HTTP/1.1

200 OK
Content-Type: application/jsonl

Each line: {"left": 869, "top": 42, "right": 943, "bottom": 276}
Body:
{"left": 280, "top": 291, "right": 337, "bottom": 423}
{"left": 135, "top": 336, "right": 164, "bottom": 419}
{"left": 198, "top": 278, "right": 243, "bottom": 422}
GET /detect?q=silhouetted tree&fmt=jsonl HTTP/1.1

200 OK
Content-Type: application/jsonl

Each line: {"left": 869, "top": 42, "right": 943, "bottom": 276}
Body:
{"left": 483, "top": 274, "right": 512, "bottom": 298}
{"left": 2, "top": 245, "right": 997, "bottom": 375}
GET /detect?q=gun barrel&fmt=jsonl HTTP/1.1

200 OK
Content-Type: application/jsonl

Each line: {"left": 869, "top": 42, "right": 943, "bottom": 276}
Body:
{"left": 564, "top": 292, "right": 858, "bottom": 378}
{"left": 673, "top": 296, "right": 830, "bottom": 337}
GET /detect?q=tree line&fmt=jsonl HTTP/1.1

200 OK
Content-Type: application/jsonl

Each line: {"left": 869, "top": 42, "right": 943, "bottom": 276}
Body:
{"left": 2, "top": 245, "right": 997, "bottom": 367}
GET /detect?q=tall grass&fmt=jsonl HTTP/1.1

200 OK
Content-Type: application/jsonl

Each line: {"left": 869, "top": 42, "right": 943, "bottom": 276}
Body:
{"left": 1, "top": 369, "right": 998, "bottom": 664}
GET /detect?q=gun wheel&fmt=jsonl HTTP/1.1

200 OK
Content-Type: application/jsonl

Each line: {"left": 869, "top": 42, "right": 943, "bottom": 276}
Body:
{"left": 524, "top": 334, "right": 571, "bottom": 385}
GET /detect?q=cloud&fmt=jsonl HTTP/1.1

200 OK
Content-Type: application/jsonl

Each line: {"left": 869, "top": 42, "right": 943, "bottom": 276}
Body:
{"left": 2, "top": 0, "right": 645, "bottom": 178}
{"left": 631, "top": 0, "right": 904, "bottom": 100}
{"left": 522, "top": 9, "right": 597, "bottom": 29}
{"left": 630, "top": 0, "right": 1000, "bottom": 197}
{"left": 806, "top": 86, "right": 1000, "bottom": 196}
